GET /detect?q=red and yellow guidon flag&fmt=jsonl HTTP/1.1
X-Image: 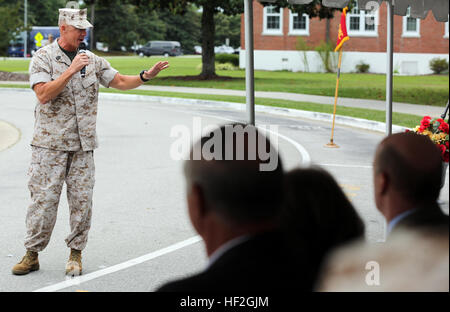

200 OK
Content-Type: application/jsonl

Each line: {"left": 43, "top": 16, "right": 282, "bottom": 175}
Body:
{"left": 335, "top": 7, "right": 349, "bottom": 52}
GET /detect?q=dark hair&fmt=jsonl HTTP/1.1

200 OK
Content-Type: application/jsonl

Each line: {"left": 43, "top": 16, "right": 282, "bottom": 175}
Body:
{"left": 185, "top": 124, "right": 284, "bottom": 225}
{"left": 282, "top": 167, "right": 365, "bottom": 288}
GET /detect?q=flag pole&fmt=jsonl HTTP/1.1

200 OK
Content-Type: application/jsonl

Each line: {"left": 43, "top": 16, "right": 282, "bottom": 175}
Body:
{"left": 325, "top": 47, "right": 343, "bottom": 148}
{"left": 325, "top": 6, "right": 348, "bottom": 149}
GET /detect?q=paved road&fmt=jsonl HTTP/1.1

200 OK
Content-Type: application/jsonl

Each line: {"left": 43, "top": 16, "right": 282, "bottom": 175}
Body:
{"left": 0, "top": 89, "right": 448, "bottom": 292}
{"left": 0, "top": 81, "right": 445, "bottom": 117}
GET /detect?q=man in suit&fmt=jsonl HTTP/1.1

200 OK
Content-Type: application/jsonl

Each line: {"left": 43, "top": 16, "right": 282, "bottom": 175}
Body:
{"left": 316, "top": 132, "right": 449, "bottom": 291}
{"left": 157, "top": 124, "right": 307, "bottom": 292}
{"left": 373, "top": 132, "right": 449, "bottom": 235}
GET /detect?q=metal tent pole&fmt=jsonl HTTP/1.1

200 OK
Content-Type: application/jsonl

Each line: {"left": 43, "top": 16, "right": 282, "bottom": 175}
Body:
{"left": 244, "top": 0, "right": 255, "bottom": 126}
{"left": 386, "top": 0, "right": 394, "bottom": 135}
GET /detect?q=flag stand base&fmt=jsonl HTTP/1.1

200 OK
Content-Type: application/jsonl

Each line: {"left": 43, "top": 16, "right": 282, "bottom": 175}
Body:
{"left": 325, "top": 141, "right": 339, "bottom": 148}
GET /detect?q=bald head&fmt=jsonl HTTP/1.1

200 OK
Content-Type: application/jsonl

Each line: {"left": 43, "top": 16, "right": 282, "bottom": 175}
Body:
{"left": 184, "top": 124, "right": 283, "bottom": 226}
{"left": 374, "top": 132, "right": 442, "bottom": 203}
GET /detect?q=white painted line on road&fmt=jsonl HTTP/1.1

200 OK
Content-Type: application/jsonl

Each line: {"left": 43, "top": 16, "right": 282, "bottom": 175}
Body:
{"left": 162, "top": 109, "right": 312, "bottom": 167}
{"left": 263, "top": 126, "right": 311, "bottom": 166}
{"left": 319, "top": 163, "right": 373, "bottom": 169}
{"left": 33, "top": 235, "right": 202, "bottom": 292}
{"left": 207, "top": 113, "right": 311, "bottom": 166}
{"left": 0, "top": 120, "right": 21, "bottom": 152}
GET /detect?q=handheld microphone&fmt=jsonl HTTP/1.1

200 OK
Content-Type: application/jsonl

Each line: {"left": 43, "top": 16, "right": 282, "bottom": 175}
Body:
{"left": 78, "top": 42, "right": 87, "bottom": 78}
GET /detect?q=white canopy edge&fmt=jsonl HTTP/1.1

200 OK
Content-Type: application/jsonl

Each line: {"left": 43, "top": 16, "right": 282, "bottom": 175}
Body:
{"left": 258, "top": 0, "right": 449, "bottom": 22}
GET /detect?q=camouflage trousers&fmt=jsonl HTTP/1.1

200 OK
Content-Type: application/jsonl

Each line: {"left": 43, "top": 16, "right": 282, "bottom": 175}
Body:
{"left": 25, "top": 146, "right": 95, "bottom": 252}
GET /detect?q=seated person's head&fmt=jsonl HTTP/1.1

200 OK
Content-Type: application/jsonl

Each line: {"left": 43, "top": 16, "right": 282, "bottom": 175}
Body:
{"left": 283, "top": 167, "right": 365, "bottom": 253}
{"left": 373, "top": 132, "right": 442, "bottom": 214}
{"left": 184, "top": 123, "right": 283, "bottom": 242}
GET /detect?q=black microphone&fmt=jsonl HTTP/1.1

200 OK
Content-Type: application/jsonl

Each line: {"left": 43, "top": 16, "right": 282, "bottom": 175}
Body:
{"left": 78, "top": 42, "right": 87, "bottom": 78}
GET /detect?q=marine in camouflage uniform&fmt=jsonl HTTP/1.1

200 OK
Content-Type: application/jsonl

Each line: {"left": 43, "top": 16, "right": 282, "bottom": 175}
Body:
{"left": 25, "top": 39, "right": 118, "bottom": 252}
{"left": 12, "top": 7, "right": 169, "bottom": 276}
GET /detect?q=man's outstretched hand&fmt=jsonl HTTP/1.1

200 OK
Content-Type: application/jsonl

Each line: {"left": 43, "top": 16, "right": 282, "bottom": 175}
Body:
{"left": 109, "top": 60, "right": 170, "bottom": 90}
{"left": 143, "top": 61, "right": 170, "bottom": 80}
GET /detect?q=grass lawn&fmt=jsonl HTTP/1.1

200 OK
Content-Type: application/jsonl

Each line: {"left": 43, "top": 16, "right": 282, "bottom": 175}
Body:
{"left": 0, "top": 83, "right": 422, "bottom": 129}
{"left": 1, "top": 56, "right": 447, "bottom": 106}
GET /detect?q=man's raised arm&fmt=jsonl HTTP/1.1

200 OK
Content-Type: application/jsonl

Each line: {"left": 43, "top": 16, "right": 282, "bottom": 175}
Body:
{"left": 109, "top": 61, "right": 169, "bottom": 91}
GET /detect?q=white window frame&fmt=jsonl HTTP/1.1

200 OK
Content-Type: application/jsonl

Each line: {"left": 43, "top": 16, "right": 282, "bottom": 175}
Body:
{"left": 402, "top": 8, "right": 420, "bottom": 38}
{"left": 288, "top": 11, "right": 309, "bottom": 36}
{"left": 346, "top": 2, "right": 379, "bottom": 37}
{"left": 445, "top": 17, "right": 449, "bottom": 39}
{"left": 263, "top": 5, "right": 283, "bottom": 36}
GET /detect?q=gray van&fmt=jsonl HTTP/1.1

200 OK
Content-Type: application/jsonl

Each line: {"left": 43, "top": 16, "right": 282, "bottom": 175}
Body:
{"left": 137, "top": 41, "right": 182, "bottom": 57}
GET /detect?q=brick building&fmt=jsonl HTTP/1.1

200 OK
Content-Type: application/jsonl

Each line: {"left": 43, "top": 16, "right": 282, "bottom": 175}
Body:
{"left": 240, "top": 0, "right": 449, "bottom": 74}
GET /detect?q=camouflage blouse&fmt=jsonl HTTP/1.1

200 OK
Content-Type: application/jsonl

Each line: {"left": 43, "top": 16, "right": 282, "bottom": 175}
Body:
{"left": 29, "top": 40, "right": 118, "bottom": 151}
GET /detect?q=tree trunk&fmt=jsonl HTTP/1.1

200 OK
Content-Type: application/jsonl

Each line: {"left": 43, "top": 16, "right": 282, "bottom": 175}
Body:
{"left": 200, "top": 3, "right": 217, "bottom": 79}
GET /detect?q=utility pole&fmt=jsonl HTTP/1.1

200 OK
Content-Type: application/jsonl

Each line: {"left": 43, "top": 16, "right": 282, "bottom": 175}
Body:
{"left": 90, "top": 2, "right": 95, "bottom": 50}
{"left": 244, "top": 0, "right": 255, "bottom": 126}
{"left": 386, "top": 0, "right": 393, "bottom": 136}
{"left": 24, "top": 0, "right": 27, "bottom": 58}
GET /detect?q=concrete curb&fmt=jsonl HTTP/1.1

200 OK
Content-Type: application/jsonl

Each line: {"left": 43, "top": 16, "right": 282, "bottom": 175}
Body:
{"left": 0, "top": 88, "right": 409, "bottom": 140}
{"left": 98, "top": 92, "right": 410, "bottom": 134}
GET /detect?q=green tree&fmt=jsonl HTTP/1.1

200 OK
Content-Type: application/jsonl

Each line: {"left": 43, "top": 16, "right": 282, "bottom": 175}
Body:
{"left": 82, "top": 0, "right": 96, "bottom": 49}
{"left": 135, "top": 8, "right": 167, "bottom": 44}
{"left": 158, "top": 5, "right": 201, "bottom": 54}
{"left": 268, "top": 0, "right": 341, "bottom": 19}
{"left": 93, "top": 0, "right": 155, "bottom": 51}
{"left": 266, "top": 0, "right": 349, "bottom": 42}
{"left": 92, "top": 0, "right": 167, "bottom": 51}
{"left": 215, "top": 12, "right": 241, "bottom": 48}
{"left": 131, "top": 0, "right": 244, "bottom": 79}
{"left": 0, "top": 0, "right": 24, "bottom": 56}
{"left": 28, "top": 0, "right": 66, "bottom": 26}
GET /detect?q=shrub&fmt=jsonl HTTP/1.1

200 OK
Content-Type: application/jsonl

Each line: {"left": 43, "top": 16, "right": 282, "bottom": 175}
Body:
{"left": 215, "top": 62, "right": 237, "bottom": 71}
{"left": 197, "top": 62, "right": 238, "bottom": 71}
{"left": 356, "top": 62, "right": 370, "bottom": 73}
{"left": 296, "top": 37, "right": 312, "bottom": 72}
{"left": 429, "top": 58, "right": 449, "bottom": 74}
{"left": 215, "top": 53, "right": 239, "bottom": 67}
{"left": 314, "top": 41, "right": 338, "bottom": 73}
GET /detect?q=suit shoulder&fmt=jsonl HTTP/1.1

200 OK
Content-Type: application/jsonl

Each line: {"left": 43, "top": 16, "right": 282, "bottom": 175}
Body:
{"left": 156, "top": 273, "right": 210, "bottom": 292}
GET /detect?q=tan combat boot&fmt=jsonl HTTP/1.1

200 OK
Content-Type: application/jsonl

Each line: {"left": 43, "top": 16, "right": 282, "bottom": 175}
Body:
{"left": 12, "top": 251, "right": 39, "bottom": 275}
{"left": 65, "top": 249, "right": 82, "bottom": 276}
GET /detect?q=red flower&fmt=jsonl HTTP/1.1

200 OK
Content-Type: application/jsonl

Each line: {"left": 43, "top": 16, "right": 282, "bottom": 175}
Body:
{"left": 438, "top": 121, "right": 449, "bottom": 134}
{"left": 421, "top": 119, "right": 431, "bottom": 129}
{"left": 444, "top": 152, "right": 449, "bottom": 163}
{"left": 423, "top": 116, "right": 432, "bottom": 121}
{"left": 438, "top": 144, "right": 446, "bottom": 156}
{"left": 446, "top": 141, "right": 449, "bottom": 149}
{"left": 436, "top": 118, "right": 445, "bottom": 123}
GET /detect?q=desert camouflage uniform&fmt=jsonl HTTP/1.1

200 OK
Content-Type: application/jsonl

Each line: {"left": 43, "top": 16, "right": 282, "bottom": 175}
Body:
{"left": 25, "top": 40, "right": 117, "bottom": 252}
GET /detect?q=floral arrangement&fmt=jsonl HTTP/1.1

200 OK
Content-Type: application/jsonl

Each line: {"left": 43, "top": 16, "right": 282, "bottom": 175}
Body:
{"left": 410, "top": 116, "right": 449, "bottom": 163}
